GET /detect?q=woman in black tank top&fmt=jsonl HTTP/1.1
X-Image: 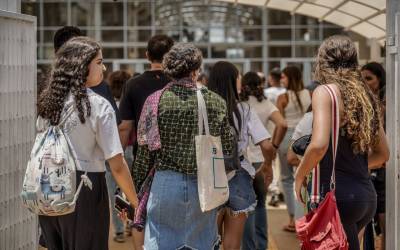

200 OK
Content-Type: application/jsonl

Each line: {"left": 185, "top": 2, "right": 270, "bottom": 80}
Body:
{"left": 294, "top": 35, "right": 389, "bottom": 250}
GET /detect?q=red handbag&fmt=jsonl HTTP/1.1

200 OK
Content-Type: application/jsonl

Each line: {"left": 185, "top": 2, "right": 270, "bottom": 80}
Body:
{"left": 295, "top": 85, "right": 349, "bottom": 250}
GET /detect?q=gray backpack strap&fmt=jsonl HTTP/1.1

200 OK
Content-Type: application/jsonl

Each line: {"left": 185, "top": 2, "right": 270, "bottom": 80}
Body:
{"left": 57, "top": 105, "right": 75, "bottom": 128}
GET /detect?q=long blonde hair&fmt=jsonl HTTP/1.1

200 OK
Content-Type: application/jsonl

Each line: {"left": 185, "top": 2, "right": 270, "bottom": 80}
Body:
{"left": 314, "top": 35, "right": 381, "bottom": 154}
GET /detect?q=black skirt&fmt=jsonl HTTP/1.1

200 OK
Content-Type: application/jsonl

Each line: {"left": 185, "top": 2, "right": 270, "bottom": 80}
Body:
{"left": 39, "top": 171, "right": 110, "bottom": 250}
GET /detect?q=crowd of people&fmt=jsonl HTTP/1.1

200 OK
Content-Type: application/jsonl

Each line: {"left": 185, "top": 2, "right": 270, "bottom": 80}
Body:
{"left": 32, "top": 25, "right": 389, "bottom": 250}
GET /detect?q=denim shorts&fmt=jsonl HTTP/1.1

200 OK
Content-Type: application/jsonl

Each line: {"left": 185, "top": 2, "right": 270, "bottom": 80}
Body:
{"left": 225, "top": 168, "right": 257, "bottom": 215}
{"left": 144, "top": 170, "right": 219, "bottom": 250}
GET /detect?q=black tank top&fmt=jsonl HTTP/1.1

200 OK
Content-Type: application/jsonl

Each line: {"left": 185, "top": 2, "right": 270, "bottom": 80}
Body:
{"left": 319, "top": 128, "right": 376, "bottom": 202}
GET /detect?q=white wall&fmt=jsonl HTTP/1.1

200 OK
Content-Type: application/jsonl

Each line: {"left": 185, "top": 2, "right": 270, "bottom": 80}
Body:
{"left": 0, "top": 10, "right": 37, "bottom": 250}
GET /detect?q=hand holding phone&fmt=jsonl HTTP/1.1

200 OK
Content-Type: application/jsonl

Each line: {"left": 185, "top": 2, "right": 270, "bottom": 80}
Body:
{"left": 114, "top": 194, "right": 135, "bottom": 221}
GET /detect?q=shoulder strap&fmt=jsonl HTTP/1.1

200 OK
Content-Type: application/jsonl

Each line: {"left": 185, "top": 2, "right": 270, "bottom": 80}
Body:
{"left": 322, "top": 85, "right": 340, "bottom": 190}
{"left": 57, "top": 105, "right": 75, "bottom": 128}
{"left": 197, "top": 88, "right": 210, "bottom": 136}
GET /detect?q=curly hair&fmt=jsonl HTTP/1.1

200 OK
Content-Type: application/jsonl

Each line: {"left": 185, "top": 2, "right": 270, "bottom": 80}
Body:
{"left": 240, "top": 71, "right": 266, "bottom": 102}
{"left": 108, "top": 70, "right": 132, "bottom": 100}
{"left": 162, "top": 43, "right": 202, "bottom": 79}
{"left": 38, "top": 36, "right": 101, "bottom": 125}
{"left": 314, "top": 35, "right": 381, "bottom": 154}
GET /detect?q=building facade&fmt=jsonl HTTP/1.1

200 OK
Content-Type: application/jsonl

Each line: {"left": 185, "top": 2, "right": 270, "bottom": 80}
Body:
{"left": 21, "top": 0, "right": 372, "bottom": 85}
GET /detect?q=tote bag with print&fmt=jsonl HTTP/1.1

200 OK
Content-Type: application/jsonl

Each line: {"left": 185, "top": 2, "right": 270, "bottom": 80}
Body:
{"left": 195, "top": 88, "right": 229, "bottom": 212}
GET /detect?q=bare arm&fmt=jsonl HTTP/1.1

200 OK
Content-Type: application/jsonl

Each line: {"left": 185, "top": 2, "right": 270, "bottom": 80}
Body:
{"left": 118, "top": 120, "right": 133, "bottom": 149}
{"left": 257, "top": 139, "right": 274, "bottom": 189}
{"left": 276, "top": 93, "right": 288, "bottom": 116}
{"left": 368, "top": 126, "right": 389, "bottom": 169}
{"left": 108, "top": 153, "right": 138, "bottom": 208}
{"left": 269, "top": 110, "right": 288, "bottom": 147}
{"left": 287, "top": 145, "right": 301, "bottom": 166}
{"left": 294, "top": 86, "right": 332, "bottom": 202}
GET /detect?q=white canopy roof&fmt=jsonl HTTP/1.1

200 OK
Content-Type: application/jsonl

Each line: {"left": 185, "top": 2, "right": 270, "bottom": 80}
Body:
{"left": 217, "top": 0, "right": 386, "bottom": 43}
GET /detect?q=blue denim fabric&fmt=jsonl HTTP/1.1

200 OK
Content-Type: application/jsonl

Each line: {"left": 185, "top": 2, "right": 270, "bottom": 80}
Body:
{"left": 242, "top": 163, "right": 267, "bottom": 250}
{"left": 105, "top": 166, "right": 124, "bottom": 234}
{"left": 144, "top": 170, "right": 219, "bottom": 250}
{"left": 226, "top": 168, "right": 257, "bottom": 215}
{"left": 278, "top": 128, "right": 295, "bottom": 216}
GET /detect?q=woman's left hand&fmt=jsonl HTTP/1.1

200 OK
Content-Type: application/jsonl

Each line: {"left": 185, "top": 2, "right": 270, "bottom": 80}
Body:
{"left": 294, "top": 172, "right": 307, "bottom": 204}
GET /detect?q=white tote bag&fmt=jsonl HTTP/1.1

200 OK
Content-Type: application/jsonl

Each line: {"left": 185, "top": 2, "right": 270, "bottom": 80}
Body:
{"left": 196, "top": 89, "right": 229, "bottom": 212}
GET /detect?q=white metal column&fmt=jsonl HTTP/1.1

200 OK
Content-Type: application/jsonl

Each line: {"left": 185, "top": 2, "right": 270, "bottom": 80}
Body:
{"left": 386, "top": 0, "right": 400, "bottom": 249}
{"left": 0, "top": 9, "right": 37, "bottom": 250}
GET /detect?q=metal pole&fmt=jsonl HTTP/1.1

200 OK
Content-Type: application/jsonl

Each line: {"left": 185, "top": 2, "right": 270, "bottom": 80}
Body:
{"left": 386, "top": 0, "right": 400, "bottom": 249}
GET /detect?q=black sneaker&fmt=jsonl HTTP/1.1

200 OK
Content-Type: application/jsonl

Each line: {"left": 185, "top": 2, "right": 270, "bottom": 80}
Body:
{"left": 268, "top": 194, "right": 280, "bottom": 207}
{"left": 113, "top": 232, "right": 125, "bottom": 243}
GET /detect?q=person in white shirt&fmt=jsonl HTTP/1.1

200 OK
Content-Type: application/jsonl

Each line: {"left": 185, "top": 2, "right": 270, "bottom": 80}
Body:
{"left": 208, "top": 62, "right": 274, "bottom": 250}
{"left": 37, "top": 37, "right": 138, "bottom": 250}
{"left": 240, "top": 72, "right": 287, "bottom": 250}
{"left": 264, "top": 67, "right": 286, "bottom": 105}
{"left": 276, "top": 65, "right": 311, "bottom": 232}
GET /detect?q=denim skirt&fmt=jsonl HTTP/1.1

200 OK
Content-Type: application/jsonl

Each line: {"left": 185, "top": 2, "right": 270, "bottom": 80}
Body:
{"left": 144, "top": 170, "right": 219, "bottom": 250}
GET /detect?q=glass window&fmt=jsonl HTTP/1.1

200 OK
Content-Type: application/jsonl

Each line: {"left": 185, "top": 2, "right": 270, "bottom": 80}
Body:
{"left": 21, "top": 2, "right": 39, "bottom": 18}
{"left": 155, "top": 29, "right": 180, "bottom": 41}
{"left": 322, "top": 27, "right": 346, "bottom": 39}
{"left": 71, "top": 2, "right": 95, "bottom": 27}
{"left": 102, "top": 30, "right": 124, "bottom": 42}
{"left": 43, "top": 3, "right": 67, "bottom": 26}
{"left": 295, "top": 15, "right": 318, "bottom": 26}
{"left": 43, "top": 46, "right": 55, "bottom": 60}
{"left": 211, "top": 46, "right": 227, "bottom": 58}
{"left": 244, "top": 46, "right": 263, "bottom": 58}
{"left": 128, "top": 30, "right": 152, "bottom": 43}
{"left": 127, "top": 2, "right": 152, "bottom": 26}
{"left": 237, "top": 6, "right": 262, "bottom": 26}
{"left": 101, "top": 3, "right": 123, "bottom": 26}
{"left": 268, "top": 28, "right": 291, "bottom": 40}
{"left": 250, "top": 62, "right": 263, "bottom": 72}
{"left": 128, "top": 47, "right": 147, "bottom": 59}
{"left": 269, "top": 46, "right": 292, "bottom": 58}
{"left": 103, "top": 48, "right": 124, "bottom": 59}
{"left": 295, "top": 28, "right": 320, "bottom": 41}
{"left": 44, "top": 30, "right": 56, "bottom": 43}
{"left": 295, "top": 46, "right": 319, "bottom": 57}
{"left": 268, "top": 9, "right": 291, "bottom": 25}
{"left": 182, "top": 27, "right": 209, "bottom": 43}
{"left": 268, "top": 61, "right": 281, "bottom": 71}
{"left": 243, "top": 28, "right": 262, "bottom": 42}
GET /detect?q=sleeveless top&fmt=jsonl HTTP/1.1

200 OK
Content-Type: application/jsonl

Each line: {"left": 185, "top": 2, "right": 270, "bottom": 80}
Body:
{"left": 319, "top": 128, "right": 376, "bottom": 202}
{"left": 284, "top": 89, "right": 311, "bottom": 128}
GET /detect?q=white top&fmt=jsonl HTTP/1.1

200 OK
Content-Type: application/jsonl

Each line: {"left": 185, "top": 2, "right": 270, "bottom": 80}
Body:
{"left": 245, "top": 96, "right": 278, "bottom": 163}
{"left": 284, "top": 89, "right": 311, "bottom": 128}
{"left": 62, "top": 89, "right": 123, "bottom": 172}
{"left": 292, "top": 112, "right": 313, "bottom": 141}
{"left": 234, "top": 102, "right": 271, "bottom": 177}
{"left": 264, "top": 87, "right": 286, "bottom": 105}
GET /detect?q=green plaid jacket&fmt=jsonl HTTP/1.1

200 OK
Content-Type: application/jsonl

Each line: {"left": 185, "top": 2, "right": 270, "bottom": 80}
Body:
{"left": 133, "top": 85, "right": 234, "bottom": 190}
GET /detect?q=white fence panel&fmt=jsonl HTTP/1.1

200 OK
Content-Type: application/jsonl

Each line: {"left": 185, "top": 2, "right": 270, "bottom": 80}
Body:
{"left": 0, "top": 10, "right": 37, "bottom": 250}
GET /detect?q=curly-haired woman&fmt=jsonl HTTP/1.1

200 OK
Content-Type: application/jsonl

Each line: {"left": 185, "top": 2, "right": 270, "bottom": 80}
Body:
{"left": 134, "top": 43, "right": 234, "bottom": 249}
{"left": 294, "top": 35, "right": 389, "bottom": 250}
{"left": 240, "top": 71, "right": 287, "bottom": 250}
{"left": 37, "top": 37, "right": 138, "bottom": 250}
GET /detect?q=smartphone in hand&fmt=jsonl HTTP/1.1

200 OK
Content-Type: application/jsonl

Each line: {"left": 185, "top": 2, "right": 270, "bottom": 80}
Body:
{"left": 114, "top": 194, "right": 135, "bottom": 221}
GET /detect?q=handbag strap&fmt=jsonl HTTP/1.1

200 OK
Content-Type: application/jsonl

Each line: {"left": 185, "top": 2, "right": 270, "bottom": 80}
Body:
{"left": 197, "top": 88, "right": 210, "bottom": 136}
{"left": 322, "top": 85, "right": 340, "bottom": 190}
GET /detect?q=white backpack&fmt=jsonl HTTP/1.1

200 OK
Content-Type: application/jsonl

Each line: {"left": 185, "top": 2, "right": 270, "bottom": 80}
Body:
{"left": 21, "top": 105, "right": 92, "bottom": 216}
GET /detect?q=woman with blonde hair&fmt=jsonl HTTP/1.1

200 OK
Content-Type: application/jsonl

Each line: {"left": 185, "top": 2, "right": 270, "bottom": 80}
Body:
{"left": 294, "top": 35, "right": 389, "bottom": 250}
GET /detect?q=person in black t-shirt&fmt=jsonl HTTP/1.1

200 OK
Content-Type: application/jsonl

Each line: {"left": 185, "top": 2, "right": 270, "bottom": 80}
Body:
{"left": 118, "top": 34, "right": 173, "bottom": 250}
{"left": 119, "top": 35, "right": 174, "bottom": 157}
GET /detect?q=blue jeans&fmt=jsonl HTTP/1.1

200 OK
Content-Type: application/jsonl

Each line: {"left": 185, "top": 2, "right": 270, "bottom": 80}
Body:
{"left": 145, "top": 170, "right": 219, "bottom": 250}
{"left": 278, "top": 128, "right": 295, "bottom": 217}
{"left": 105, "top": 164, "right": 124, "bottom": 234}
{"left": 242, "top": 163, "right": 268, "bottom": 250}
